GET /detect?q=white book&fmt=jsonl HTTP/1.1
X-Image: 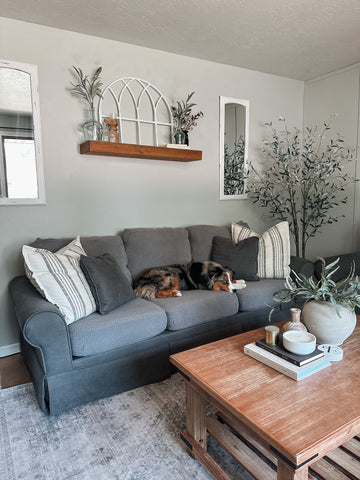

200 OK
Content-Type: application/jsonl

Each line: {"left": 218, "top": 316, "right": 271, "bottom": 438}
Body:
{"left": 166, "top": 143, "right": 191, "bottom": 149}
{"left": 244, "top": 342, "right": 331, "bottom": 381}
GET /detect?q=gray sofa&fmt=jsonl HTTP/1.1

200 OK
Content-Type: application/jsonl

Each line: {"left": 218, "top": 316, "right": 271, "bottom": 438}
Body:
{"left": 9, "top": 224, "right": 307, "bottom": 415}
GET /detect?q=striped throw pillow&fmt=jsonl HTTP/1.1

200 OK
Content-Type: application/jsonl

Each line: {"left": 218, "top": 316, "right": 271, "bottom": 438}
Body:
{"left": 231, "top": 221, "right": 290, "bottom": 279}
{"left": 23, "top": 237, "right": 96, "bottom": 324}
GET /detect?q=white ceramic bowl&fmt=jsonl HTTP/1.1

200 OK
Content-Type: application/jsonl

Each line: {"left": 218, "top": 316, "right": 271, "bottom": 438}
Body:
{"left": 282, "top": 331, "right": 316, "bottom": 355}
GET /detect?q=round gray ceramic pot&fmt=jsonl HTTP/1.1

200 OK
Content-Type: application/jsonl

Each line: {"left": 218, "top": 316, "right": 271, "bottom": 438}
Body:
{"left": 302, "top": 300, "right": 356, "bottom": 346}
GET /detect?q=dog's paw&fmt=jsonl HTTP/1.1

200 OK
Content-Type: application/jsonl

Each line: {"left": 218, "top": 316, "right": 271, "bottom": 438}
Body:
{"left": 231, "top": 280, "right": 247, "bottom": 290}
{"left": 175, "top": 290, "right": 182, "bottom": 297}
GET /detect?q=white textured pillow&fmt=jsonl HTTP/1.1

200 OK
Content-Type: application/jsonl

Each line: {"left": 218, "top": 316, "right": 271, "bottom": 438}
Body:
{"left": 231, "top": 221, "right": 290, "bottom": 279}
{"left": 23, "top": 236, "right": 96, "bottom": 325}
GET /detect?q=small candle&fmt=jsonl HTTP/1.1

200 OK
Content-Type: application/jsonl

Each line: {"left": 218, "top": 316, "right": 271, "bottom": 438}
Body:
{"left": 265, "top": 325, "right": 280, "bottom": 346}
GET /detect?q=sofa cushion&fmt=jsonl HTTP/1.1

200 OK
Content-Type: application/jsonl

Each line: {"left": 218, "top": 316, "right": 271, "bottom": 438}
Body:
{"left": 236, "top": 279, "right": 286, "bottom": 312}
{"left": 290, "top": 256, "right": 314, "bottom": 279}
{"left": 80, "top": 253, "right": 135, "bottom": 314}
{"left": 186, "top": 225, "right": 231, "bottom": 262}
{"left": 31, "top": 235, "right": 132, "bottom": 283}
{"left": 313, "top": 253, "right": 360, "bottom": 282}
{"left": 22, "top": 238, "right": 96, "bottom": 325}
{"left": 68, "top": 297, "right": 167, "bottom": 356}
{"left": 122, "top": 227, "right": 192, "bottom": 281}
{"left": 232, "top": 222, "right": 291, "bottom": 279}
{"left": 211, "top": 236, "right": 259, "bottom": 281}
{"left": 151, "top": 290, "right": 239, "bottom": 331}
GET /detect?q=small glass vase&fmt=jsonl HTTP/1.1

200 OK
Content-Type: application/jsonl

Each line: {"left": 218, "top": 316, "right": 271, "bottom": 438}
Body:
{"left": 82, "top": 106, "right": 102, "bottom": 141}
{"left": 173, "top": 128, "right": 186, "bottom": 145}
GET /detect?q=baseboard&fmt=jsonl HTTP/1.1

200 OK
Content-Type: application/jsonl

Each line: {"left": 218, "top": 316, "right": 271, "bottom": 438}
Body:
{"left": 0, "top": 343, "right": 20, "bottom": 358}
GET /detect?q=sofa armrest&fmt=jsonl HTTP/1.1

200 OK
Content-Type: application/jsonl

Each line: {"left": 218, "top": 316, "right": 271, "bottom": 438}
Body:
{"left": 290, "top": 256, "right": 314, "bottom": 278}
{"left": 9, "top": 276, "right": 73, "bottom": 374}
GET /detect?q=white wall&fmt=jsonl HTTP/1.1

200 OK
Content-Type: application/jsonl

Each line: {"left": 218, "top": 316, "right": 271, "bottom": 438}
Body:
{"left": 0, "top": 17, "right": 304, "bottom": 352}
{"left": 304, "top": 65, "right": 360, "bottom": 260}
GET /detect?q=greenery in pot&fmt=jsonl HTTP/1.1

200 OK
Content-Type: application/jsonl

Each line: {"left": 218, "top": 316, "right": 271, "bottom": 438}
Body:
{"left": 246, "top": 116, "right": 357, "bottom": 258}
{"left": 69, "top": 66, "right": 103, "bottom": 108}
{"left": 271, "top": 257, "right": 360, "bottom": 319}
{"left": 171, "top": 91, "right": 203, "bottom": 132}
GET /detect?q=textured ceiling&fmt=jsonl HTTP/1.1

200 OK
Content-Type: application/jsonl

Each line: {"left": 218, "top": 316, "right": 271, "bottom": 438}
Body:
{"left": 1, "top": 0, "right": 360, "bottom": 80}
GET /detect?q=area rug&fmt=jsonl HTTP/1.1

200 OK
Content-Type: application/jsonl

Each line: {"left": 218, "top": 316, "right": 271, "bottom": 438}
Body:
{"left": 0, "top": 374, "right": 253, "bottom": 480}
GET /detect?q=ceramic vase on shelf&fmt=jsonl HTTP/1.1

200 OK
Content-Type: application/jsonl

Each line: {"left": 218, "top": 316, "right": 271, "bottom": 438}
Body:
{"left": 282, "top": 307, "right": 307, "bottom": 333}
{"left": 302, "top": 300, "right": 356, "bottom": 345}
{"left": 82, "top": 106, "right": 102, "bottom": 141}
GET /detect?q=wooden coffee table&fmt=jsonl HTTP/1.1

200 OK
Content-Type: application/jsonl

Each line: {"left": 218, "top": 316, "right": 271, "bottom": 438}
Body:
{"left": 170, "top": 320, "right": 360, "bottom": 479}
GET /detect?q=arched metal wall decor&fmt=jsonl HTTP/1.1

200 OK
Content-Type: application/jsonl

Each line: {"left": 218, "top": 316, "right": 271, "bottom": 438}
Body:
{"left": 98, "top": 77, "right": 173, "bottom": 147}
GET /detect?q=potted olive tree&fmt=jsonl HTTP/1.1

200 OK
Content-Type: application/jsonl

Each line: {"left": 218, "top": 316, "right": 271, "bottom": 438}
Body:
{"left": 247, "top": 116, "right": 357, "bottom": 258}
{"left": 272, "top": 257, "right": 359, "bottom": 345}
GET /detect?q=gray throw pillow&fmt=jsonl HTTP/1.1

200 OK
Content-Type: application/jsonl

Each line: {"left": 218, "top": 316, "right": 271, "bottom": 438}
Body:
{"left": 211, "top": 236, "right": 260, "bottom": 281}
{"left": 80, "top": 253, "right": 135, "bottom": 314}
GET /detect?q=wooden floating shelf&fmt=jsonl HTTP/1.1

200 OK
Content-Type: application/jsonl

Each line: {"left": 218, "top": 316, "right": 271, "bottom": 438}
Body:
{"left": 80, "top": 141, "right": 202, "bottom": 162}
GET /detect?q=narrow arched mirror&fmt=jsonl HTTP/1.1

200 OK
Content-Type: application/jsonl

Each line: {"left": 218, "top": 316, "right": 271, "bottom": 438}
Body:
{"left": 219, "top": 96, "right": 249, "bottom": 200}
{"left": 0, "top": 59, "right": 45, "bottom": 205}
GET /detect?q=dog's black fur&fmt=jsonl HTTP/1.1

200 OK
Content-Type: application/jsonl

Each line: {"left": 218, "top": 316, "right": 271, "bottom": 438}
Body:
{"left": 133, "top": 261, "right": 234, "bottom": 299}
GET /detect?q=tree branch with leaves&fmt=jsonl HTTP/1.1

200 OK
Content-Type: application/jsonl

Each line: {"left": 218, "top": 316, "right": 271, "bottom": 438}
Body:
{"left": 224, "top": 135, "right": 246, "bottom": 195}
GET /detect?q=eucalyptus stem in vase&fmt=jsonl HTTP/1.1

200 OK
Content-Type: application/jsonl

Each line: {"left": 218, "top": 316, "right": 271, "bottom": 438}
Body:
{"left": 69, "top": 66, "right": 104, "bottom": 141}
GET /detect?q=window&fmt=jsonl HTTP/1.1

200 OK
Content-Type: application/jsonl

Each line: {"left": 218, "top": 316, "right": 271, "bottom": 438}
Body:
{"left": 1, "top": 136, "right": 37, "bottom": 198}
{"left": 0, "top": 59, "right": 45, "bottom": 205}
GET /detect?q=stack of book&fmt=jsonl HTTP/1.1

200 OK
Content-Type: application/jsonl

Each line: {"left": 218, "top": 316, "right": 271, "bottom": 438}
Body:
{"left": 244, "top": 336, "right": 331, "bottom": 381}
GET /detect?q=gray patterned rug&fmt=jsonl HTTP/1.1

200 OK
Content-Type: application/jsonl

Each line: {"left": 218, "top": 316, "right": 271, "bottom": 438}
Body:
{"left": 0, "top": 374, "right": 254, "bottom": 480}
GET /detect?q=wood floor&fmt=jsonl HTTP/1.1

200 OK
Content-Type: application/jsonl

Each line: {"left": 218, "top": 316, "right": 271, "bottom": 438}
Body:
{"left": 0, "top": 353, "right": 31, "bottom": 389}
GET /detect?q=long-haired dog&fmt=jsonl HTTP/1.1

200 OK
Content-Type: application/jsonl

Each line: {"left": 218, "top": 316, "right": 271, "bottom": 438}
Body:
{"left": 134, "top": 261, "right": 235, "bottom": 299}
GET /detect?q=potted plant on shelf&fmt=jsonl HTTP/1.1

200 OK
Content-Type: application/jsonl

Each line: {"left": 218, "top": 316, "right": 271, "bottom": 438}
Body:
{"left": 171, "top": 92, "right": 203, "bottom": 145}
{"left": 69, "top": 66, "right": 103, "bottom": 141}
{"left": 272, "top": 257, "right": 359, "bottom": 345}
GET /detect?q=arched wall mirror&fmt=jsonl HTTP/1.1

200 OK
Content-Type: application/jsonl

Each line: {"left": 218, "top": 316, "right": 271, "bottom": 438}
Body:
{"left": 0, "top": 59, "right": 45, "bottom": 205}
{"left": 219, "top": 96, "right": 249, "bottom": 200}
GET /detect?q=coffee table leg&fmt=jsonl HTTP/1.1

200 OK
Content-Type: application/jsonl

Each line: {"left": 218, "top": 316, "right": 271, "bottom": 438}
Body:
{"left": 185, "top": 382, "right": 207, "bottom": 450}
{"left": 277, "top": 459, "right": 308, "bottom": 480}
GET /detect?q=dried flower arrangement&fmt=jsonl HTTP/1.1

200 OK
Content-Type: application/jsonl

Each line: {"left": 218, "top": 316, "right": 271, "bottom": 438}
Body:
{"left": 171, "top": 92, "right": 203, "bottom": 132}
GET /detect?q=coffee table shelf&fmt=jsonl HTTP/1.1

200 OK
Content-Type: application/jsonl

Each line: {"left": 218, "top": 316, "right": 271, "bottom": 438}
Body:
{"left": 203, "top": 412, "right": 360, "bottom": 480}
